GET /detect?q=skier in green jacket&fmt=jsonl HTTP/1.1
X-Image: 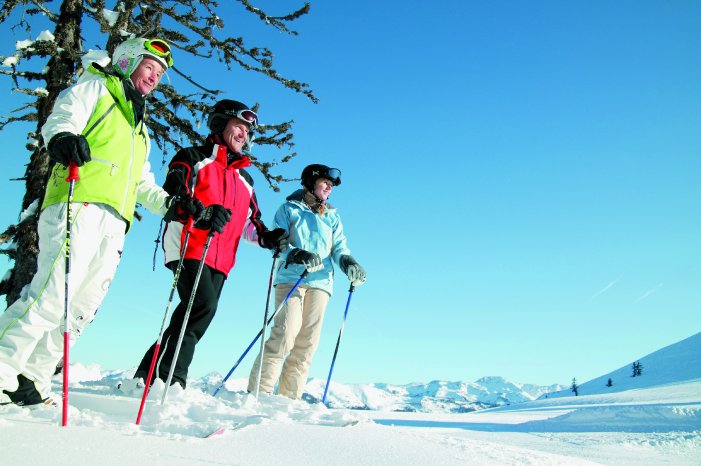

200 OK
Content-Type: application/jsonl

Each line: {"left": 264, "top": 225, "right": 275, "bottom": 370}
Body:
{"left": 0, "top": 37, "right": 198, "bottom": 406}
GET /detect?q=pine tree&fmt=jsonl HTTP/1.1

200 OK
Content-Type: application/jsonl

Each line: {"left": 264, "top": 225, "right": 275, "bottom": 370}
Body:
{"left": 570, "top": 377, "right": 579, "bottom": 396}
{"left": 0, "top": 1, "right": 316, "bottom": 305}
{"left": 631, "top": 361, "right": 643, "bottom": 377}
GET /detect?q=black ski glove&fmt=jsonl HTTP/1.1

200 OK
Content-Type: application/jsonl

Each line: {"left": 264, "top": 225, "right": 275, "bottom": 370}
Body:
{"left": 286, "top": 248, "right": 323, "bottom": 273}
{"left": 164, "top": 195, "right": 205, "bottom": 223}
{"left": 259, "top": 228, "right": 290, "bottom": 251}
{"left": 340, "top": 255, "right": 366, "bottom": 286}
{"left": 195, "top": 205, "right": 231, "bottom": 234}
{"left": 47, "top": 132, "right": 91, "bottom": 167}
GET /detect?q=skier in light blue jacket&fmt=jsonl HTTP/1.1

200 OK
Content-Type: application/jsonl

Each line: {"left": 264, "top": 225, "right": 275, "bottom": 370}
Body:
{"left": 248, "top": 164, "right": 366, "bottom": 399}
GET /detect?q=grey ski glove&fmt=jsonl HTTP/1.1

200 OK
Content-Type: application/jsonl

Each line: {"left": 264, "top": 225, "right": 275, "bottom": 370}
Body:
{"left": 286, "top": 248, "right": 324, "bottom": 273}
{"left": 340, "top": 255, "right": 366, "bottom": 286}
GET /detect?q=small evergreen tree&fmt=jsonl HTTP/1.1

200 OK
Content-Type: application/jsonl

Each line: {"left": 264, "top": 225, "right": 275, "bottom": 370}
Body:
{"left": 606, "top": 378, "right": 613, "bottom": 387}
{"left": 631, "top": 361, "right": 643, "bottom": 377}
{"left": 570, "top": 377, "right": 579, "bottom": 396}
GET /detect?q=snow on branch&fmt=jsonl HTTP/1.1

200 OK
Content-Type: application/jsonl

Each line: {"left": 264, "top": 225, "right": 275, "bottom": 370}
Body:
{"left": 238, "top": 0, "right": 311, "bottom": 35}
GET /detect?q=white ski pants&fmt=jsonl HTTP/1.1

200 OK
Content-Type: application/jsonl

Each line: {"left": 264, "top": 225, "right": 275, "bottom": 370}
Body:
{"left": 0, "top": 202, "right": 125, "bottom": 397}
{"left": 248, "top": 284, "right": 330, "bottom": 399}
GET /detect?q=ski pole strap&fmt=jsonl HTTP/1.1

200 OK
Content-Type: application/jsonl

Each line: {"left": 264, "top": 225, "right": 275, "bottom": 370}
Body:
{"left": 152, "top": 219, "right": 164, "bottom": 272}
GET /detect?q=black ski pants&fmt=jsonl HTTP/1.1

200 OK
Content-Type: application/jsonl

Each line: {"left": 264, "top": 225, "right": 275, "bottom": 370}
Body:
{"left": 135, "top": 259, "right": 226, "bottom": 388}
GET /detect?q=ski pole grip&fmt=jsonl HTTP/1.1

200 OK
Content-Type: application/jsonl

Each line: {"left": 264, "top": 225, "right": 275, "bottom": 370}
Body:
{"left": 349, "top": 284, "right": 355, "bottom": 293}
{"left": 66, "top": 162, "right": 79, "bottom": 182}
{"left": 184, "top": 216, "right": 194, "bottom": 233}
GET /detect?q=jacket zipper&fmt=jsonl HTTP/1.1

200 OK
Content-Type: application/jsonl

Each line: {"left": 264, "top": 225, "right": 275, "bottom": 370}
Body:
{"left": 92, "top": 157, "right": 119, "bottom": 176}
{"left": 121, "top": 121, "right": 139, "bottom": 214}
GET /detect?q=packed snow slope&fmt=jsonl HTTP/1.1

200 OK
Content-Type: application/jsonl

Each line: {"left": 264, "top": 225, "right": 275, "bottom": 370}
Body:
{"left": 545, "top": 330, "right": 701, "bottom": 398}
{"left": 0, "top": 330, "right": 699, "bottom": 465}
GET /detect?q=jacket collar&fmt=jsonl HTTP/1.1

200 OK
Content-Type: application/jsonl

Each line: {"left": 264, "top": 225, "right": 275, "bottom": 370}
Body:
{"left": 205, "top": 135, "right": 251, "bottom": 169}
{"left": 88, "top": 63, "right": 145, "bottom": 129}
{"left": 287, "top": 189, "right": 334, "bottom": 211}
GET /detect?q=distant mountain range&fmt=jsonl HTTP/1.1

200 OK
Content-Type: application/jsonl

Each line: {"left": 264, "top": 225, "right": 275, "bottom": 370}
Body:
{"left": 305, "top": 376, "right": 566, "bottom": 413}
{"left": 158, "top": 331, "right": 701, "bottom": 414}
{"left": 192, "top": 373, "right": 565, "bottom": 413}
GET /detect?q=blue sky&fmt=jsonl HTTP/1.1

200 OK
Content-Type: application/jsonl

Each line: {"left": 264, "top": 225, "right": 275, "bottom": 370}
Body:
{"left": 0, "top": 1, "right": 699, "bottom": 387}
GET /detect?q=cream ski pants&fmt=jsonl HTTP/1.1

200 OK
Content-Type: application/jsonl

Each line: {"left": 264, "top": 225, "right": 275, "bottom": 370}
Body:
{"left": 248, "top": 284, "right": 330, "bottom": 399}
{"left": 0, "top": 202, "right": 125, "bottom": 398}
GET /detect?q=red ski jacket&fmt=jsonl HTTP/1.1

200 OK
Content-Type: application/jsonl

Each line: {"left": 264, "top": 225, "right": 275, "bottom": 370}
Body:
{"left": 162, "top": 137, "right": 268, "bottom": 276}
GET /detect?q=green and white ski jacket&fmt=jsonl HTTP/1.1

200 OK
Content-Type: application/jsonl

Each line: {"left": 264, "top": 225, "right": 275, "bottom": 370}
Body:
{"left": 41, "top": 64, "right": 168, "bottom": 228}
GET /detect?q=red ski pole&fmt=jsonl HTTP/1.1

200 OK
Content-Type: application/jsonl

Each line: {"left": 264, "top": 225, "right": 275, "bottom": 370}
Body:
{"left": 136, "top": 218, "right": 194, "bottom": 425}
{"left": 62, "top": 162, "right": 79, "bottom": 427}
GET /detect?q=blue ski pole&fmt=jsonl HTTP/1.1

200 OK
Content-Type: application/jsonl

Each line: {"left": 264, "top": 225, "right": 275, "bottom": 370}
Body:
{"left": 212, "top": 270, "right": 308, "bottom": 397}
{"left": 322, "top": 284, "right": 355, "bottom": 405}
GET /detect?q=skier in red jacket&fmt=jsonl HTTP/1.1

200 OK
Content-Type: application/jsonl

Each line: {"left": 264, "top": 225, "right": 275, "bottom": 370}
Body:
{"left": 131, "top": 100, "right": 289, "bottom": 388}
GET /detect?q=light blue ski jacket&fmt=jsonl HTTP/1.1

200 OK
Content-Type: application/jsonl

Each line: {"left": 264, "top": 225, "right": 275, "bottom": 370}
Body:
{"left": 274, "top": 189, "right": 351, "bottom": 296}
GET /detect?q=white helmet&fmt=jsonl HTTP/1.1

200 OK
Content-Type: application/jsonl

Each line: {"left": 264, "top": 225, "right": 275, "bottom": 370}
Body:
{"left": 111, "top": 38, "right": 173, "bottom": 78}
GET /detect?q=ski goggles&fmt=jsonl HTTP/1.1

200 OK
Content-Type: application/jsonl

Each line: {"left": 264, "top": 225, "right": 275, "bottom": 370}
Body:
{"left": 144, "top": 39, "right": 174, "bottom": 67}
{"left": 322, "top": 168, "right": 342, "bottom": 185}
{"left": 225, "top": 108, "right": 259, "bottom": 128}
{"left": 325, "top": 168, "right": 341, "bottom": 181}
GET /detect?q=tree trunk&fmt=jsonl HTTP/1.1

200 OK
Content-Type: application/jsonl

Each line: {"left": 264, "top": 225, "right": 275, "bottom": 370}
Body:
{"left": 4, "top": 0, "right": 83, "bottom": 305}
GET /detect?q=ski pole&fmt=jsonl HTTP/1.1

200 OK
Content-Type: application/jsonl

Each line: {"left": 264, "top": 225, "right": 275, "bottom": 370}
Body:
{"left": 252, "top": 250, "right": 279, "bottom": 399}
{"left": 212, "top": 270, "right": 308, "bottom": 397}
{"left": 136, "top": 218, "right": 194, "bottom": 425}
{"left": 62, "top": 162, "right": 79, "bottom": 427}
{"left": 161, "top": 232, "right": 214, "bottom": 404}
{"left": 322, "top": 284, "right": 356, "bottom": 405}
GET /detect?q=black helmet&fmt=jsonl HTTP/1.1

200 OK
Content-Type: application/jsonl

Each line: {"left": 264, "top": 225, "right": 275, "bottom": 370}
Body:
{"left": 207, "top": 99, "right": 258, "bottom": 134}
{"left": 301, "top": 164, "right": 342, "bottom": 191}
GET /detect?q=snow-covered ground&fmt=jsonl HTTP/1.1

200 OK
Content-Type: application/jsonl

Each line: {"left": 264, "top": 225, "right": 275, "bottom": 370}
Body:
{"left": 1, "top": 364, "right": 699, "bottom": 465}
{"left": 2, "top": 332, "right": 700, "bottom": 465}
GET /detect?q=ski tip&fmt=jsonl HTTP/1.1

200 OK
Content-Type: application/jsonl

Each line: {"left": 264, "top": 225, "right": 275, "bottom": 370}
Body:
{"left": 204, "top": 426, "right": 227, "bottom": 438}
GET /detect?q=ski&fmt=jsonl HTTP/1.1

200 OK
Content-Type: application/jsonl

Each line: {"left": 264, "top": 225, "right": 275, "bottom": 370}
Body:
{"left": 204, "top": 426, "right": 227, "bottom": 438}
